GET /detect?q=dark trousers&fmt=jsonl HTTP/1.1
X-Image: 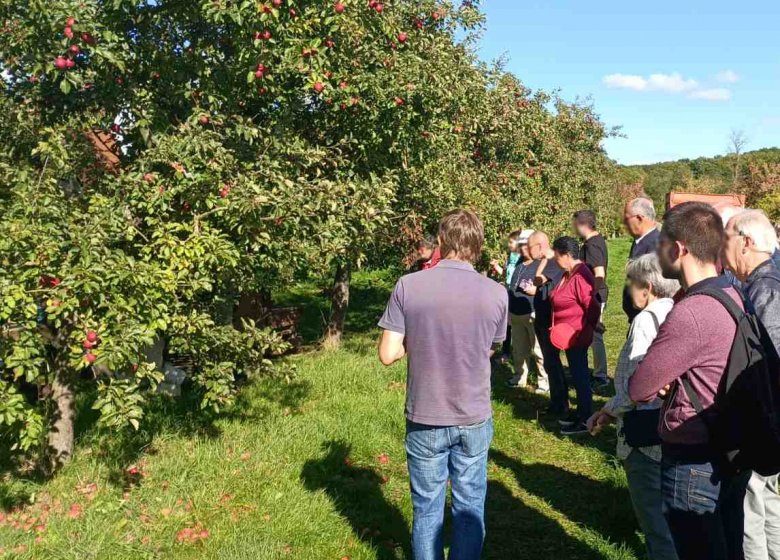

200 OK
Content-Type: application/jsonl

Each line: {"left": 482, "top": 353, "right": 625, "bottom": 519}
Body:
{"left": 534, "top": 323, "right": 568, "bottom": 413}
{"left": 501, "top": 323, "right": 512, "bottom": 356}
{"left": 565, "top": 347, "right": 592, "bottom": 423}
{"left": 661, "top": 457, "right": 747, "bottom": 560}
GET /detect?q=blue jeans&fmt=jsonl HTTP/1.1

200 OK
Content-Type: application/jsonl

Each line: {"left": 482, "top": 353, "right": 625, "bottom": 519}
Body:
{"left": 661, "top": 459, "right": 728, "bottom": 560}
{"left": 405, "top": 417, "right": 494, "bottom": 560}
{"left": 565, "top": 347, "right": 591, "bottom": 423}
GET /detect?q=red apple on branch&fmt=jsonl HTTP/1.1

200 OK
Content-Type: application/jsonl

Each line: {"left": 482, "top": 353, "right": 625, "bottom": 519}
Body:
{"left": 313, "top": 82, "right": 324, "bottom": 93}
{"left": 398, "top": 32, "right": 408, "bottom": 43}
{"left": 334, "top": 2, "right": 345, "bottom": 13}
{"left": 66, "top": 17, "right": 76, "bottom": 27}
{"left": 64, "top": 26, "right": 74, "bottom": 40}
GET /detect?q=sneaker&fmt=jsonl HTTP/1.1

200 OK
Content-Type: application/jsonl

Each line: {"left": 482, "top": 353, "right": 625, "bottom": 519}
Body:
{"left": 561, "top": 422, "right": 589, "bottom": 436}
{"left": 506, "top": 375, "right": 526, "bottom": 388}
{"left": 558, "top": 413, "right": 579, "bottom": 428}
{"left": 534, "top": 387, "right": 550, "bottom": 395}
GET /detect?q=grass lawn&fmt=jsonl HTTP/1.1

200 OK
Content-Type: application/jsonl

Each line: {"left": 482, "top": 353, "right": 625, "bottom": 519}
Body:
{"left": 0, "top": 238, "right": 642, "bottom": 559}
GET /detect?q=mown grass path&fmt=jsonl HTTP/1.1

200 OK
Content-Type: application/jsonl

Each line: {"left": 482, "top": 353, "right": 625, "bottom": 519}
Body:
{"left": 1, "top": 239, "right": 641, "bottom": 559}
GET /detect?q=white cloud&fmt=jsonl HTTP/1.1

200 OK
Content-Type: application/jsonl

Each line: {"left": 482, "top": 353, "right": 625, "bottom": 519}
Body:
{"left": 603, "top": 73, "right": 648, "bottom": 91}
{"left": 603, "top": 71, "right": 732, "bottom": 102}
{"left": 647, "top": 73, "right": 698, "bottom": 93}
{"left": 688, "top": 88, "right": 732, "bottom": 101}
{"left": 715, "top": 70, "right": 740, "bottom": 83}
{"left": 603, "top": 72, "right": 698, "bottom": 93}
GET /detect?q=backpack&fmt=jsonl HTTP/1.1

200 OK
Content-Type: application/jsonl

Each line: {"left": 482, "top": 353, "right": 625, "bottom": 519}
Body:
{"left": 680, "top": 287, "right": 780, "bottom": 476}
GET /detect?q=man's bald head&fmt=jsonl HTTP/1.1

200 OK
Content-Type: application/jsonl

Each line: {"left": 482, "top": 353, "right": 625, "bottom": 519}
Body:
{"left": 528, "top": 231, "right": 550, "bottom": 260}
{"left": 529, "top": 230, "right": 548, "bottom": 246}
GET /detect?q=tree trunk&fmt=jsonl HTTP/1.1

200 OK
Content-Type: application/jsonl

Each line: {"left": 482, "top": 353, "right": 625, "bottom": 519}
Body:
{"left": 733, "top": 154, "right": 741, "bottom": 188}
{"left": 323, "top": 262, "right": 352, "bottom": 349}
{"left": 47, "top": 366, "right": 75, "bottom": 473}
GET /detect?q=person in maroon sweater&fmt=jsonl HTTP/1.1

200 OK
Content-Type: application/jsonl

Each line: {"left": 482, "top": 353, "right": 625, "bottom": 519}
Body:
{"left": 549, "top": 236, "right": 601, "bottom": 435}
{"left": 629, "top": 202, "right": 743, "bottom": 560}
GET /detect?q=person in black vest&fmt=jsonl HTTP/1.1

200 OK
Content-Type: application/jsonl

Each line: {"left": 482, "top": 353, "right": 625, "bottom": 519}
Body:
{"left": 622, "top": 197, "right": 661, "bottom": 322}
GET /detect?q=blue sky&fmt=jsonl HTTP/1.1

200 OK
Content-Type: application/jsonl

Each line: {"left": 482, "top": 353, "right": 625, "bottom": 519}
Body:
{"left": 475, "top": 0, "right": 780, "bottom": 164}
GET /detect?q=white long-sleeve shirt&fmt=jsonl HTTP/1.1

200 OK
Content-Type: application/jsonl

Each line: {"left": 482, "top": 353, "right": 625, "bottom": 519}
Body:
{"left": 604, "top": 297, "right": 674, "bottom": 461}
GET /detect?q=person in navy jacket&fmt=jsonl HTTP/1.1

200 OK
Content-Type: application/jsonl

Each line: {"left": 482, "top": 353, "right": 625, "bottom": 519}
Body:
{"left": 622, "top": 198, "right": 661, "bottom": 322}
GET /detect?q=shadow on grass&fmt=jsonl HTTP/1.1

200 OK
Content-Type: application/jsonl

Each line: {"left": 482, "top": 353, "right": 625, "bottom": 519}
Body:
{"left": 299, "top": 439, "right": 611, "bottom": 559}
{"left": 0, "top": 375, "right": 312, "bottom": 506}
{"left": 301, "top": 440, "right": 411, "bottom": 560}
{"left": 89, "top": 376, "right": 311, "bottom": 487}
{"left": 484, "top": 480, "right": 608, "bottom": 559}
{"left": 490, "top": 449, "right": 643, "bottom": 557}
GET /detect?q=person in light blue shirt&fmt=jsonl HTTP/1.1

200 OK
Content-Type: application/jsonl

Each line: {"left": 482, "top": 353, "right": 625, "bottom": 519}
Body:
{"left": 491, "top": 231, "right": 523, "bottom": 362}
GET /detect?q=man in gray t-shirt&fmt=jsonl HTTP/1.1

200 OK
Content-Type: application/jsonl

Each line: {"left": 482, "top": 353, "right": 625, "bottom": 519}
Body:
{"left": 378, "top": 209, "right": 506, "bottom": 560}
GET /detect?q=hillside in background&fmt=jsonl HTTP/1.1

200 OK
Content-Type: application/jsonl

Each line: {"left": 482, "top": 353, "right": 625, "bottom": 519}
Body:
{"left": 617, "top": 147, "right": 780, "bottom": 214}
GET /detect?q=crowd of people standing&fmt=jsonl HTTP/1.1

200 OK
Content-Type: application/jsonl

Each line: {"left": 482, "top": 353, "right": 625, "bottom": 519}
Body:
{"left": 378, "top": 199, "right": 780, "bottom": 560}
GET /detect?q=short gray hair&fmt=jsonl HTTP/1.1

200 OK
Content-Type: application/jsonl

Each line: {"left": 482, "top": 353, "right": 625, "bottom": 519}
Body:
{"left": 729, "top": 209, "right": 780, "bottom": 254}
{"left": 626, "top": 254, "right": 680, "bottom": 298}
{"left": 628, "top": 197, "right": 656, "bottom": 221}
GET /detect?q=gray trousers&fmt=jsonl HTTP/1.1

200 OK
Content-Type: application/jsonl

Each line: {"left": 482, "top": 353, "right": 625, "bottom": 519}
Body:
{"left": 744, "top": 472, "right": 780, "bottom": 560}
{"left": 624, "top": 449, "right": 679, "bottom": 560}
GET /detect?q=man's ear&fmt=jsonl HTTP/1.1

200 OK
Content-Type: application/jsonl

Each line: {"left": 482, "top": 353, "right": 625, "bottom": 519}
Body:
{"left": 674, "top": 241, "right": 686, "bottom": 259}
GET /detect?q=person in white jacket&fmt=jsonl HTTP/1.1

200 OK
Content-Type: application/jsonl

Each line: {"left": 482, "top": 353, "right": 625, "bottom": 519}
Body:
{"left": 587, "top": 254, "right": 680, "bottom": 560}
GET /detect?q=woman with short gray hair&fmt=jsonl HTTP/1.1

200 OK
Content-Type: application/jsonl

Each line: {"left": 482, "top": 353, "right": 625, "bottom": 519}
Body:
{"left": 587, "top": 254, "right": 680, "bottom": 560}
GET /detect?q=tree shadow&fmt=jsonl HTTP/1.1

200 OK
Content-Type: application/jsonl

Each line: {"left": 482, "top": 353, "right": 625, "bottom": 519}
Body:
{"left": 300, "top": 440, "right": 411, "bottom": 560}
{"left": 484, "top": 480, "right": 610, "bottom": 559}
{"left": 0, "top": 375, "right": 312, "bottom": 506}
{"left": 91, "top": 376, "right": 311, "bottom": 487}
{"left": 490, "top": 449, "right": 643, "bottom": 557}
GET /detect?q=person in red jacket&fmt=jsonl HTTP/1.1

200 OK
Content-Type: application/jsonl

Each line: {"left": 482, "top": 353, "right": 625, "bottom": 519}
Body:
{"left": 409, "top": 235, "right": 442, "bottom": 272}
{"left": 549, "top": 236, "right": 601, "bottom": 435}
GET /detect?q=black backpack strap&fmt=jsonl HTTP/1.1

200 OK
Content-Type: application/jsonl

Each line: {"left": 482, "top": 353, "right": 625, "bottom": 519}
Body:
{"left": 678, "top": 287, "right": 743, "bottom": 415}
{"left": 693, "top": 287, "right": 744, "bottom": 324}
{"left": 681, "top": 377, "right": 705, "bottom": 414}
{"left": 645, "top": 310, "right": 660, "bottom": 333}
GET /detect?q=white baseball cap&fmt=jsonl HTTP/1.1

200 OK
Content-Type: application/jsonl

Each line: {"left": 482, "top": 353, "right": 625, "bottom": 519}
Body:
{"left": 518, "top": 229, "right": 535, "bottom": 245}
